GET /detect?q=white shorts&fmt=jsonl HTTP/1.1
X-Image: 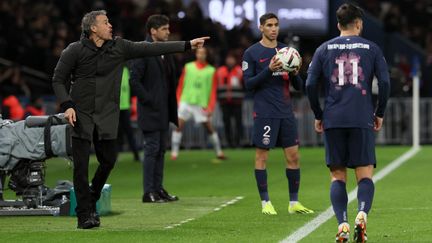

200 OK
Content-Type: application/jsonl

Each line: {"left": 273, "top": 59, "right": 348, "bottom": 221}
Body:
{"left": 178, "top": 102, "right": 208, "bottom": 123}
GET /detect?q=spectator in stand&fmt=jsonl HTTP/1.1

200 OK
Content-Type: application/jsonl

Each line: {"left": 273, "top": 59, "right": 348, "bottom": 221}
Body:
{"left": 0, "top": 65, "right": 28, "bottom": 121}
{"left": 24, "top": 96, "right": 45, "bottom": 118}
{"left": 0, "top": 66, "right": 30, "bottom": 98}
{"left": 383, "top": 4, "right": 403, "bottom": 33}
{"left": 1, "top": 95, "right": 24, "bottom": 121}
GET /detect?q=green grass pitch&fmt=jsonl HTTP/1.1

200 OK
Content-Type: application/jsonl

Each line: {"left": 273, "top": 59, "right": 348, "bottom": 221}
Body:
{"left": 1, "top": 146, "right": 431, "bottom": 242}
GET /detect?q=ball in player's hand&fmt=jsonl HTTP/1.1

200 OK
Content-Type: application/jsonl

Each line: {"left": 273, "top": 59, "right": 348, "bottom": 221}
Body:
{"left": 275, "top": 47, "right": 301, "bottom": 72}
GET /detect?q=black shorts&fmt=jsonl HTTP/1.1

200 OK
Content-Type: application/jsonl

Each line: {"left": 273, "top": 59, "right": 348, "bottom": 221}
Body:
{"left": 252, "top": 118, "right": 299, "bottom": 149}
{"left": 324, "top": 128, "right": 376, "bottom": 168}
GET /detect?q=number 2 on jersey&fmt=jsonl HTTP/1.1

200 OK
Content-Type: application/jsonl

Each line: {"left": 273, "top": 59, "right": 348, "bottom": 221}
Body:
{"left": 263, "top": 125, "right": 271, "bottom": 138}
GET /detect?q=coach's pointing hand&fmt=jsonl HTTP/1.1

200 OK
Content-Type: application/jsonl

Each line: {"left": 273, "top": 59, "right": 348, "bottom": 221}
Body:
{"left": 190, "top": 36, "right": 210, "bottom": 49}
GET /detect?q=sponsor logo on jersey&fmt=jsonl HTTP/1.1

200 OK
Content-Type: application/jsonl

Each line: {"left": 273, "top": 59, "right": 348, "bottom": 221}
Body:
{"left": 272, "top": 71, "right": 289, "bottom": 76}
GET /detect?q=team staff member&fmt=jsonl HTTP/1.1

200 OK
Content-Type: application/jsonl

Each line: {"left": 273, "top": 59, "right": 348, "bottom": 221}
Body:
{"left": 129, "top": 14, "right": 179, "bottom": 203}
{"left": 52, "top": 10, "right": 209, "bottom": 229}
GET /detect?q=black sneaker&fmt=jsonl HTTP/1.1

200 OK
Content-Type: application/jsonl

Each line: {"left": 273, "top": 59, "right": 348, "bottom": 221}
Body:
{"left": 158, "top": 188, "right": 179, "bottom": 202}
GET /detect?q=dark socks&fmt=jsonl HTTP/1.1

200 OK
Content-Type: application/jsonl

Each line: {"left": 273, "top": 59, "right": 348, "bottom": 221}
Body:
{"left": 255, "top": 169, "right": 269, "bottom": 201}
{"left": 330, "top": 180, "right": 348, "bottom": 225}
{"left": 357, "top": 178, "right": 374, "bottom": 214}
{"left": 285, "top": 168, "right": 300, "bottom": 201}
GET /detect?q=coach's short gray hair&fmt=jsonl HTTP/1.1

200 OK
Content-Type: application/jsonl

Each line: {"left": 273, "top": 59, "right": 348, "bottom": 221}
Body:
{"left": 81, "top": 10, "right": 107, "bottom": 38}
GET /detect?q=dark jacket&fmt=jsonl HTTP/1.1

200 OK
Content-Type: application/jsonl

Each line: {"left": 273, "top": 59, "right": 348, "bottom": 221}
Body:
{"left": 129, "top": 37, "right": 179, "bottom": 132}
{"left": 52, "top": 37, "right": 187, "bottom": 140}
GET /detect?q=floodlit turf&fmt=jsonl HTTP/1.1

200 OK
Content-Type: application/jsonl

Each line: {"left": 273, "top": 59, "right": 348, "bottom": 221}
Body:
{"left": 1, "top": 146, "right": 431, "bottom": 242}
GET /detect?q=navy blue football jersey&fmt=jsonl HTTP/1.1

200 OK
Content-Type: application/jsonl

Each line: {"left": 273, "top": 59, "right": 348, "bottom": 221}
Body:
{"left": 242, "top": 42, "right": 302, "bottom": 119}
{"left": 306, "top": 35, "right": 390, "bottom": 129}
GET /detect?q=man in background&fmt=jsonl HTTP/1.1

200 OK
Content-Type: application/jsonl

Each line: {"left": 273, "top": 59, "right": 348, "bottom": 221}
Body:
{"left": 129, "top": 15, "right": 179, "bottom": 203}
{"left": 170, "top": 47, "right": 226, "bottom": 161}
{"left": 216, "top": 52, "right": 244, "bottom": 148}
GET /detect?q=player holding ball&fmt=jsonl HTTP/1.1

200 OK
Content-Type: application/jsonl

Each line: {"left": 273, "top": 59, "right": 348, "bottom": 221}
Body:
{"left": 242, "top": 13, "right": 313, "bottom": 215}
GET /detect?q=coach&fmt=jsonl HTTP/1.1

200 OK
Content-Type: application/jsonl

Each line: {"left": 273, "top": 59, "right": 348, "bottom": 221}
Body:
{"left": 52, "top": 10, "right": 208, "bottom": 229}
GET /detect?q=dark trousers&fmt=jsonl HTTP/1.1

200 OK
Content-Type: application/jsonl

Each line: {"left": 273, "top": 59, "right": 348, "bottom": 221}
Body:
{"left": 72, "top": 129, "right": 117, "bottom": 217}
{"left": 142, "top": 129, "right": 168, "bottom": 194}
{"left": 118, "top": 109, "right": 139, "bottom": 159}
{"left": 221, "top": 103, "right": 243, "bottom": 147}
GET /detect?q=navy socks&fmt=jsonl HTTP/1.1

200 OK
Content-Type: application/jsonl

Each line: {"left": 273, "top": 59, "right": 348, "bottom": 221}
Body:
{"left": 255, "top": 169, "right": 269, "bottom": 201}
{"left": 286, "top": 168, "right": 300, "bottom": 201}
{"left": 330, "top": 180, "right": 348, "bottom": 224}
{"left": 357, "top": 178, "right": 374, "bottom": 214}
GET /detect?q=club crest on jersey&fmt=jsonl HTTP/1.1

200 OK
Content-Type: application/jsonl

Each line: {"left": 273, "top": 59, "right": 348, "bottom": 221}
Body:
{"left": 262, "top": 137, "right": 270, "bottom": 145}
{"left": 242, "top": 61, "right": 248, "bottom": 71}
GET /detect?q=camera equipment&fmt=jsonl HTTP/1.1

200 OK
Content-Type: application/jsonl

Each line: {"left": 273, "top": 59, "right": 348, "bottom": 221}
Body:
{"left": 0, "top": 114, "right": 72, "bottom": 216}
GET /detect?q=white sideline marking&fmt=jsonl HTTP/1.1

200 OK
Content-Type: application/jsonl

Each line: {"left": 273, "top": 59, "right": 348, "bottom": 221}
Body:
{"left": 165, "top": 196, "right": 244, "bottom": 229}
{"left": 280, "top": 146, "right": 421, "bottom": 243}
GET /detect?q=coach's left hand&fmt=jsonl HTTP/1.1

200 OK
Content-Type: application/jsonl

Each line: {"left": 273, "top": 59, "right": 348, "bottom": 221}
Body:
{"left": 190, "top": 37, "right": 210, "bottom": 49}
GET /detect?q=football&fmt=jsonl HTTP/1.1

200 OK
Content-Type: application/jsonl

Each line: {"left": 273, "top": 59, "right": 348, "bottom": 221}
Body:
{"left": 275, "top": 47, "right": 301, "bottom": 72}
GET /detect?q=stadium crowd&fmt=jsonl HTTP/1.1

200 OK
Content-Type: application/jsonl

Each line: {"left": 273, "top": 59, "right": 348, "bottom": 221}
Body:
{"left": 361, "top": 0, "right": 432, "bottom": 50}
{"left": 360, "top": 0, "right": 432, "bottom": 97}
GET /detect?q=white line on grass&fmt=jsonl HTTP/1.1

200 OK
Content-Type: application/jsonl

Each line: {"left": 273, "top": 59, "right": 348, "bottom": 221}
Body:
{"left": 280, "top": 146, "right": 421, "bottom": 243}
{"left": 165, "top": 196, "right": 244, "bottom": 229}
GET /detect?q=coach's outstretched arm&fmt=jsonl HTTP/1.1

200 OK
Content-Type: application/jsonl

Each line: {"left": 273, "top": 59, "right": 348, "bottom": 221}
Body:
{"left": 122, "top": 36, "right": 210, "bottom": 60}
